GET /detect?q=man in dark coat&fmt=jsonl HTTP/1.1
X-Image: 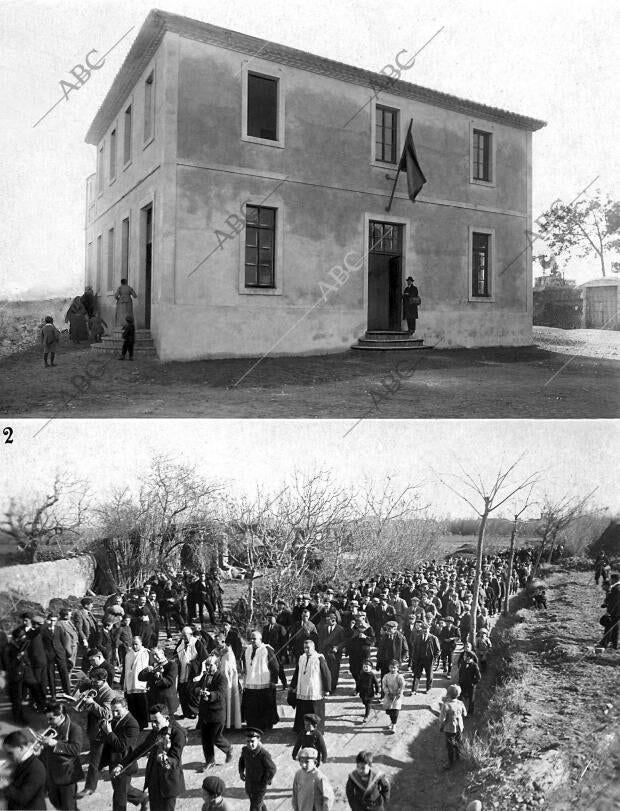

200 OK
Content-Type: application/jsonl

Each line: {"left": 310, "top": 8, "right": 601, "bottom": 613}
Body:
{"left": 316, "top": 613, "right": 347, "bottom": 692}
{"left": 238, "top": 728, "right": 276, "bottom": 811}
{"left": 197, "top": 655, "right": 233, "bottom": 769}
{"left": 411, "top": 622, "right": 440, "bottom": 694}
{"left": 402, "top": 276, "right": 419, "bottom": 333}
{"left": 39, "top": 702, "right": 84, "bottom": 811}
{"left": 288, "top": 608, "right": 318, "bottom": 661}
{"left": 73, "top": 598, "right": 98, "bottom": 670}
{"left": 261, "top": 612, "right": 288, "bottom": 687}
{"left": 99, "top": 696, "right": 143, "bottom": 811}
{"left": 0, "top": 730, "right": 47, "bottom": 810}
{"left": 138, "top": 648, "right": 180, "bottom": 715}
{"left": 376, "top": 621, "right": 409, "bottom": 683}
{"left": 119, "top": 703, "right": 186, "bottom": 811}
{"left": 347, "top": 618, "right": 375, "bottom": 691}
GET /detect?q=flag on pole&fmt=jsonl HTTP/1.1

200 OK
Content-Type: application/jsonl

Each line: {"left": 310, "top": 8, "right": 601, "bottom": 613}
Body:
{"left": 399, "top": 122, "right": 426, "bottom": 202}
{"left": 385, "top": 120, "right": 426, "bottom": 212}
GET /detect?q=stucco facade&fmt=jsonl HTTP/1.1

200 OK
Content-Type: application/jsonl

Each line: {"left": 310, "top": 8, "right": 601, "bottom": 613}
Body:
{"left": 85, "top": 10, "right": 545, "bottom": 360}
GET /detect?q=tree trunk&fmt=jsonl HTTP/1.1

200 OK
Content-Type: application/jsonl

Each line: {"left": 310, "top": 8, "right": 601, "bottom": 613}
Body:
{"left": 504, "top": 519, "right": 518, "bottom": 614}
{"left": 248, "top": 570, "right": 255, "bottom": 631}
{"left": 469, "top": 501, "right": 490, "bottom": 644}
{"left": 532, "top": 531, "right": 548, "bottom": 578}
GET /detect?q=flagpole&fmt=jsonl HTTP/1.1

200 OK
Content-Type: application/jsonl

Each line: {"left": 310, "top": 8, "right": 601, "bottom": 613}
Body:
{"left": 385, "top": 119, "right": 413, "bottom": 212}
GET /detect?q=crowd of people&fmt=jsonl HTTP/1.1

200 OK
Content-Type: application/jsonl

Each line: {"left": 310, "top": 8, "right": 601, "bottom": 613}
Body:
{"left": 0, "top": 550, "right": 546, "bottom": 810}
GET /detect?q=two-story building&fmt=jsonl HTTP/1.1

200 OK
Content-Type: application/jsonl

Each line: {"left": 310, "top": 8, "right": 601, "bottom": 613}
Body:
{"left": 84, "top": 9, "right": 546, "bottom": 360}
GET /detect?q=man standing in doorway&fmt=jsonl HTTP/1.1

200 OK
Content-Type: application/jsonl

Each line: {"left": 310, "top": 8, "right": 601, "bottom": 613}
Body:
{"left": 402, "top": 276, "right": 420, "bottom": 334}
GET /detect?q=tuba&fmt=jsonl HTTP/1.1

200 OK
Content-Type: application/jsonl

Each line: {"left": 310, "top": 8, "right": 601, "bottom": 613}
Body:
{"left": 27, "top": 727, "right": 58, "bottom": 756}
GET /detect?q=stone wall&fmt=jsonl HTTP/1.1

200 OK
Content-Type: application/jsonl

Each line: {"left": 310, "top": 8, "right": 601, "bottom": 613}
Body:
{"left": 0, "top": 554, "right": 96, "bottom": 608}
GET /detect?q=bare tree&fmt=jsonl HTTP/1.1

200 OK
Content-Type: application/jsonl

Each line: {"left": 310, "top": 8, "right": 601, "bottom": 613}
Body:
{"left": 532, "top": 490, "right": 597, "bottom": 576}
{"left": 1, "top": 474, "right": 90, "bottom": 563}
{"left": 504, "top": 486, "right": 537, "bottom": 614}
{"left": 436, "top": 457, "right": 540, "bottom": 641}
{"left": 93, "top": 456, "right": 225, "bottom": 587}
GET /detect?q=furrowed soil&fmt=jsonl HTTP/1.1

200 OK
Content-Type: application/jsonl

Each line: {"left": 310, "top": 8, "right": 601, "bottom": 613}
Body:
{"left": 1, "top": 332, "right": 619, "bottom": 419}
{"left": 1, "top": 566, "right": 616, "bottom": 809}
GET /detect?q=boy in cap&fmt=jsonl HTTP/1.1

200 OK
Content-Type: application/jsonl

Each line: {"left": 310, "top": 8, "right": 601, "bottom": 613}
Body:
{"left": 202, "top": 775, "right": 231, "bottom": 810}
{"left": 292, "top": 713, "right": 327, "bottom": 765}
{"left": 357, "top": 660, "right": 380, "bottom": 724}
{"left": 292, "top": 748, "right": 334, "bottom": 811}
{"left": 238, "top": 727, "right": 276, "bottom": 811}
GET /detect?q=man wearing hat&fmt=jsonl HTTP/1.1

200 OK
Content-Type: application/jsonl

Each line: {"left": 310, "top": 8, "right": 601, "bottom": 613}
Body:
{"left": 410, "top": 622, "right": 440, "bottom": 694}
{"left": 376, "top": 621, "right": 408, "bottom": 685}
{"left": 53, "top": 608, "right": 79, "bottom": 697}
{"left": 292, "top": 747, "right": 334, "bottom": 811}
{"left": 317, "top": 613, "right": 346, "bottom": 692}
{"left": 202, "top": 775, "right": 231, "bottom": 810}
{"left": 238, "top": 727, "right": 276, "bottom": 811}
{"left": 402, "top": 276, "right": 419, "bottom": 334}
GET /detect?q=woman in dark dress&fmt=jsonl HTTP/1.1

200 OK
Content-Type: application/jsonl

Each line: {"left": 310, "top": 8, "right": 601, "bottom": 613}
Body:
{"left": 64, "top": 297, "right": 89, "bottom": 342}
{"left": 402, "top": 276, "right": 419, "bottom": 334}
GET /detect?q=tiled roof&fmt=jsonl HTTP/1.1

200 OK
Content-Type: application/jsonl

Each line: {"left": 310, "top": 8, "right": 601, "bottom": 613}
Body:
{"left": 85, "top": 8, "right": 547, "bottom": 144}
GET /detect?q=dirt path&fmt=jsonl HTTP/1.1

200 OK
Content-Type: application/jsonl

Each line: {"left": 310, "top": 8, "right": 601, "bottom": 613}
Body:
{"left": 1, "top": 337, "right": 618, "bottom": 419}
{"left": 71, "top": 657, "right": 454, "bottom": 811}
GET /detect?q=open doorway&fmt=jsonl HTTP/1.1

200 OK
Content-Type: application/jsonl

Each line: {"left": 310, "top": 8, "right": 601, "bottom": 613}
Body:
{"left": 140, "top": 203, "right": 153, "bottom": 329}
{"left": 367, "top": 221, "right": 403, "bottom": 331}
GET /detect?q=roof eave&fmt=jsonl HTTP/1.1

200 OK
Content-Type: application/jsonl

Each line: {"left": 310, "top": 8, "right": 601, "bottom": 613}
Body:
{"left": 85, "top": 8, "right": 546, "bottom": 145}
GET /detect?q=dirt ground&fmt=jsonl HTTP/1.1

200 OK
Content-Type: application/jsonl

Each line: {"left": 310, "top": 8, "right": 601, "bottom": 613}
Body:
{"left": 461, "top": 566, "right": 620, "bottom": 811}
{"left": 1, "top": 330, "right": 618, "bottom": 419}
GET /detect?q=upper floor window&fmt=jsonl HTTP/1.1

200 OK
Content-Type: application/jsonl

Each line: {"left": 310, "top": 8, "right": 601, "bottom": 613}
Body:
{"left": 247, "top": 73, "right": 278, "bottom": 140}
{"left": 123, "top": 104, "right": 132, "bottom": 164}
{"left": 144, "top": 71, "right": 154, "bottom": 143}
{"left": 109, "top": 128, "right": 117, "bottom": 181}
{"left": 472, "top": 128, "right": 492, "bottom": 183}
{"left": 375, "top": 106, "right": 398, "bottom": 164}
{"left": 245, "top": 205, "right": 276, "bottom": 288}
{"left": 97, "top": 144, "right": 104, "bottom": 194}
{"left": 471, "top": 230, "right": 492, "bottom": 299}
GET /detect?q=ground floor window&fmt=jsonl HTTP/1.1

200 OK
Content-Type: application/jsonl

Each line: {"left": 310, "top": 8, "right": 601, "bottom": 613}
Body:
{"left": 245, "top": 205, "right": 276, "bottom": 288}
{"left": 471, "top": 230, "right": 492, "bottom": 299}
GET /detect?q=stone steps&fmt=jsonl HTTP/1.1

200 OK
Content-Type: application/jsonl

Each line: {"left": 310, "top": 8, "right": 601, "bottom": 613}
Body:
{"left": 91, "top": 329, "right": 157, "bottom": 357}
{"left": 352, "top": 330, "right": 428, "bottom": 350}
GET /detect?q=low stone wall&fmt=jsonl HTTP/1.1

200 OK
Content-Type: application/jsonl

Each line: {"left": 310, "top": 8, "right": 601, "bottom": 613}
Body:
{"left": 0, "top": 554, "right": 96, "bottom": 608}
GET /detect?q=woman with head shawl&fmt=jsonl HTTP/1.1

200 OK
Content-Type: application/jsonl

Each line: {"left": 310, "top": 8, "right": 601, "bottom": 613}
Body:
{"left": 64, "top": 296, "right": 89, "bottom": 342}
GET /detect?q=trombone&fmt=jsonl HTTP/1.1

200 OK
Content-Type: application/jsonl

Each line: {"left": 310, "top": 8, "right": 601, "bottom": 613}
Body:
{"left": 27, "top": 727, "right": 58, "bottom": 756}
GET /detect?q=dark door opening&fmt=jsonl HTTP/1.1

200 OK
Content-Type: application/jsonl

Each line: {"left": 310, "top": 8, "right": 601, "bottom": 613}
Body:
{"left": 367, "top": 221, "right": 403, "bottom": 330}
{"left": 142, "top": 204, "right": 153, "bottom": 330}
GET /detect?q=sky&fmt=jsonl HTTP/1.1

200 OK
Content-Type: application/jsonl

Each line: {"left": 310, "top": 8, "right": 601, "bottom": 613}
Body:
{"left": 0, "top": 0, "right": 619, "bottom": 299}
{"left": 1, "top": 419, "right": 617, "bottom": 520}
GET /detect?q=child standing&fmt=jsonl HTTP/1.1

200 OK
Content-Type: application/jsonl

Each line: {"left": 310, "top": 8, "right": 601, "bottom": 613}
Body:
{"left": 381, "top": 660, "right": 405, "bottom": 733}
{"left": 119, "top": 315, "right": 135, "bottom": 360}
{"left": 439, "top": 684, "right": 467, "bottom": 769}
{"left": 292, "top": 713, "right": 327, "bottom": 765}
{"left": 238, "top": 727, "right": 277, "bottom": 811}
{"left": 345, "top": 751, "right": 390, "bottom": 811}
{"left": 88, "top": 313, "right": 108, "bottom": 342}
{"left": 40, "top": 315, "right": 60, "bottom": 367}
{"left": 357, "top": 660, "right": 380, "bottom": 724}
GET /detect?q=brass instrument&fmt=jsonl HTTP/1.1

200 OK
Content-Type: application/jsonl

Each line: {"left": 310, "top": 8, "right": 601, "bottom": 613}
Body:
{"left": 156, "top": 730, "right": 173, "bottom": 770}
{"left": 27, "top": 727, "right": 58, "bottom": 756}
{"left": 71, "top": 688, "right": 98, "bottom": 712}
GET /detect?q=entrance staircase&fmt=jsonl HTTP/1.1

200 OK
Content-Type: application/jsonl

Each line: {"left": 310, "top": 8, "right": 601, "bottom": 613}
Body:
{"left": 352, "top": 330, "right": 428, "bottom": 350}
{"left": 90, "top": 328, "right": 158, "bottom": 358}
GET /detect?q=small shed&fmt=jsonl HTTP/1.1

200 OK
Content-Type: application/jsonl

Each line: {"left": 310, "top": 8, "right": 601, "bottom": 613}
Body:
{"left": 579, "top": 278, "right": 620, "bottom": 330}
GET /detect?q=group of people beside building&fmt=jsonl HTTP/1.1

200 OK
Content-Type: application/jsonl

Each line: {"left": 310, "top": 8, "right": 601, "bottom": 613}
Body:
{"left": 38, "top": 280, "right": 138, "bottom": 365}
{"left": 0, "top": 550, "right": 539, "bottom": 810}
